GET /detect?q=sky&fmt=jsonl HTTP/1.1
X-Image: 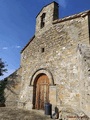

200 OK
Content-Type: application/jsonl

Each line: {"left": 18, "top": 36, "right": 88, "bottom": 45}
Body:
{"left": 0, "top": 0, "right": 90, "bottom": 80}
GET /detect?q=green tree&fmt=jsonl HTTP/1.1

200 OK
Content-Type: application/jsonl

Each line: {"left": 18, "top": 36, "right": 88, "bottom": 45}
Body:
{"left": 0, "top": 58, "right": 7, "bottom": 106}
{"left": 0, "top": 79, "right": 7, "bottom": 104}
{"left": 0, "top": 58, "right": 7, "bottom": 76}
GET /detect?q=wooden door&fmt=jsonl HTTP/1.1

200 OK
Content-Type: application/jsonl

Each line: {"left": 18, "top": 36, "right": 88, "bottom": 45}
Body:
{"left": 35, "top": 74, "right": 49, "bottom": 109}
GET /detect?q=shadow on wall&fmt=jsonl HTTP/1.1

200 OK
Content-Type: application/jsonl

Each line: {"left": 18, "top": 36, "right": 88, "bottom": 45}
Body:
{"left": 0, "top": 71, "right": 21, "bottom": 107}
{"left": 52, "top": 107, "right": 59, "bottom": 119}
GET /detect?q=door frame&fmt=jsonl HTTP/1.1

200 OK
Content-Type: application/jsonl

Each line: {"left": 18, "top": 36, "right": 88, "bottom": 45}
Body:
{"left": 33, "top": 74, "right": 49, "bottom": 109}
{"left": 30, "top": 69, "right": 54, "bottom": 109}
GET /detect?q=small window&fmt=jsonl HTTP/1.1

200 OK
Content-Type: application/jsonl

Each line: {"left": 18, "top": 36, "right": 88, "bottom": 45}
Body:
{"left": 40, "top": 13, "right": 46, "bottom": 28}
{"left": 41, "top": 48, "right": 45, "bottom": 53}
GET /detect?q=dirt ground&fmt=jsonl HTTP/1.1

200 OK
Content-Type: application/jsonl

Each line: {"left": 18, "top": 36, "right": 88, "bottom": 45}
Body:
{"left": 0, "top": 107, "right": 52, "bottom": 120}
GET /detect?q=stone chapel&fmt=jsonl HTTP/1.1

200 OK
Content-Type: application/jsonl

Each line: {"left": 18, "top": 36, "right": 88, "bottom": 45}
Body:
{"left": 4, "top": 1, "right": 90, "bottom": 119}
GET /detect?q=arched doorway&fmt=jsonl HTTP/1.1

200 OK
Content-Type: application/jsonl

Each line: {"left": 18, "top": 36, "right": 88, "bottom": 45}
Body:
{"left": 33, "top": 74, "right": 49, "bottom": 110}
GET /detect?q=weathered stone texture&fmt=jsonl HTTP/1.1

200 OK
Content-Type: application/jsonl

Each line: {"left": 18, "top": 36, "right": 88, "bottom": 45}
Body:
{"left": 20, "top": 13, "right": 90, "bottom": 118}
{"left": 3, "top": 2, "right": 90, "bottom": 119}
{"left": 35, "top": 2, "right": 59, "bottom": 36}
{"left": 18, "top": 7, "right": 89, "bottom": 118}
{"left": 4, "top": 68, "right": 22, "bottom": 107}
{"left": 78, "top": 44, "right": 90, "bottom": 117}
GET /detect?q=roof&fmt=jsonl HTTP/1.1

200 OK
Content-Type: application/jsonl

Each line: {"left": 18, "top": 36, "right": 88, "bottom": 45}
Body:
{"left": 21, "top": 10, "right": 90, "bottom": 53}
{"left": 53, "top": 10, "right": 90, "bottom": 24}
{"left": 36, "top": 1, "right": 58, "bottom": 18}
{"left": 21, "top": 35, "right": 35, "bottom": 53}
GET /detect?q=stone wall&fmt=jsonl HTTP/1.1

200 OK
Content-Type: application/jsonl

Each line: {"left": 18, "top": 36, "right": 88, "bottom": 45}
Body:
{"left": 4, "top": 68, "right": 22, "bottom": 107}
{"left": 3, "top": 2, "right": 90, "bottom": 119}
{"left": 78, "top": 44, "right": 90, "bottom": 118}
{"left": 20, "top": 14, "right": 90, "bottom": 118}
{"left": 35, "top": 2, "right": 59, "bottom": 36}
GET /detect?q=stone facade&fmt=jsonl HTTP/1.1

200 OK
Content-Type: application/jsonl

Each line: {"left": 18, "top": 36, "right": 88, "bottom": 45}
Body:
{"left": 4, "top": 2, "right": 90, "bottom": 119}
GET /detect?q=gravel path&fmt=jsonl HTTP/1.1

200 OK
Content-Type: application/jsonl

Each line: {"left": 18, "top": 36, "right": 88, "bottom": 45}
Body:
{"left": 0, "top": 107, "right": 52, "bottom": 120}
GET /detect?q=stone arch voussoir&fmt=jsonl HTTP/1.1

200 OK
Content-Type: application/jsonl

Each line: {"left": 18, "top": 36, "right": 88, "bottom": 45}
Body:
{"left": 30, "top": 68, "right": 54, "bottom": 85}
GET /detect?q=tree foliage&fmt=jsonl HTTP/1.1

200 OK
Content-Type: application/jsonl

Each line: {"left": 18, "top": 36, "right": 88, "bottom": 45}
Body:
{"left": 0, "top": 79, "right": 7, "bottom": 104}
{"left": 0, "top": 58, "right": 7, "bottom": 76}
{"left": 0, "top": 58, "right": 7, "bottom": 106}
